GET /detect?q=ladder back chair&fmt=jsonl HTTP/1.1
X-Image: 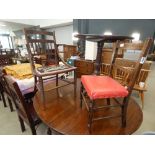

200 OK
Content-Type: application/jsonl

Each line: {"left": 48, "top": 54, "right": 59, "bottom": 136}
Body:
{"left": 80, "top": 38, "right": 152, "bottom": 133}
{"left": 4, "top": 75, "right": 41, "bottom": 135}
{"left": 24, "top": 29, "right": 77, "bottom": 106}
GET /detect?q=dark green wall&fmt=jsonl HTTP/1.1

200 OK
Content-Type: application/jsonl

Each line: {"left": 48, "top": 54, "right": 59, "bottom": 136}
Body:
{"left": 73, "top": 19, "right": 155, "bottom": 40}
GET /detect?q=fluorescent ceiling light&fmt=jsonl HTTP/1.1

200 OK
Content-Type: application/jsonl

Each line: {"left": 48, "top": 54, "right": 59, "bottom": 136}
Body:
{"left": 0, "top": 24, "right": 6, "bottom": 27}
{"left": 10, "top": 31, "right": 16, "bottom": 37}
{"left": 72, "top": 32, "right": 79, "bottom": 41}
{"left": 104, "top": 31, "right": 112, "bottom": 35}
{"left": 132, "top": 32, "right": 140, "bottom": 41}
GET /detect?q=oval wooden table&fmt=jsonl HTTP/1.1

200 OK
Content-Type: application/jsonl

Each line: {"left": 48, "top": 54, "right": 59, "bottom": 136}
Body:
{"left": 33, "top": 79, "right": 143, "bottom": 135}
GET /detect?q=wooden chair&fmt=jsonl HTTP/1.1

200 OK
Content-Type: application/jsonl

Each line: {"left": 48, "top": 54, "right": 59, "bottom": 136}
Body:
{"left": 0, "top": 55, "right": 13, "bottom": 67}
{"left": 100, "top": 40, "right": 133, "bottom": 75}
{"left": 80, "top": 38, "right": 152, "bottom": 133}
{"left": 113, "top": 57, "right": 152, "bottom": 109}
{"left": 0, "top": 72, "right": 14, "bottom": 111}
{"left": 0, "top": 75, "right": 7, "bottom": 107}
{"left": 4, "top": 75, "right": 41, "bottom": 135}
{"left": 0, "top": 49, "right": 15, "bottom": 56}
{"left": 0, "top": 54, "right": 14, "bottom": 110}
{"left": 1, "top": 68, "right": 39, "bottom": 111}
{"left": 133, "top": 69, "right": 151, "bottom": 109}
{"left": 100, "top": 46, "right": 125, "bottom": 76}
{"left": 100, "top": 48, "right": 113, "bottom": 75}
{"left": 24, "top": 29, "right": 77, "bottom": 106}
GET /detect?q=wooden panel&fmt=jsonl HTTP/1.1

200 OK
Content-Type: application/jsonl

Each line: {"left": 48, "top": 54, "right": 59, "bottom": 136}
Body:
{"left": 101, "top": 48, "right": 113, "bottom": 64}
{"left": 74, "top": 59, "right": 94, "bottom": 78}
{"left": 64, "top": 45, "right": 77, "bottom": 61}
{"left": 115, "top": 58, "right": 152, "bottom": 69}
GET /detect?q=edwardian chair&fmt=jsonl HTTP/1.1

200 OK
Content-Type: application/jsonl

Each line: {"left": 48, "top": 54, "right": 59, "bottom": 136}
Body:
{"left": 24, "top": 29, "right": 77, "bottom": 106}
{"left": 4, "top": 75, "right": 41, "bottom": 135}
{"left": 80, "top": 38, "right": 152, "bottom": 133}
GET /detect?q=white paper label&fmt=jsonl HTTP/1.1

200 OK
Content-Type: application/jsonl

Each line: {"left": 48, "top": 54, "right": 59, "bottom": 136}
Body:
{"left": 140, "top": 57, "right": 146, "bottom": 64}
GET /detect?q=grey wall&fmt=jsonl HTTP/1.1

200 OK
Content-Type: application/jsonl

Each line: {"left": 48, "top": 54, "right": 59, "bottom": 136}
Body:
{"left": 73, "top": 19, "right": 155, "bottom": 40}
{"left": 47, "top": 24, "right": 73, "bottom": 45}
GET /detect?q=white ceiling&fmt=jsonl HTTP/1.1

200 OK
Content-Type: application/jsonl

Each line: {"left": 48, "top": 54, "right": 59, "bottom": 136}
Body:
{"left": 0, "top": 19, "right": 73, "bottom": 33}
{"left": 0, "top": 20, "right": 33, "bottom": 33}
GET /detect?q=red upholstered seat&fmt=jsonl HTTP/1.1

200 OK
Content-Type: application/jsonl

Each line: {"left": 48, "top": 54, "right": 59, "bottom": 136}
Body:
{"left": 81, "top": 75, "right": 128, "bottom": 100}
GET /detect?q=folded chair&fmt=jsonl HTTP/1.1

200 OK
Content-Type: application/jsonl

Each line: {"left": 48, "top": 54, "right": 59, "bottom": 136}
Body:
{"left": 80, "top": 38, "right": 152, "bottom": 133}
{"left": 24, "top": 29, "right": 77, "bottom": 106}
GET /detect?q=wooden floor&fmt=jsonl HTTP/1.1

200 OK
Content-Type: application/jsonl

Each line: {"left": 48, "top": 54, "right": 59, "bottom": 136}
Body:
{"left": 33, "top": 79, "right": 143, "bottom": 135}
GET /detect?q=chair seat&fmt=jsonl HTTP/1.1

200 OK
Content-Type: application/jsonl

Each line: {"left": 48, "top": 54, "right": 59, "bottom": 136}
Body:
{"left": 81, "top": 75, "right": 128, "bottom": 100}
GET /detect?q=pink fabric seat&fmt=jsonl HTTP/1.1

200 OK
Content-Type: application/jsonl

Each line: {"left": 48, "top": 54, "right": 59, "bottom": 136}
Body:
{"left": 81, "top": 75, "right": 128, "bottom": 100}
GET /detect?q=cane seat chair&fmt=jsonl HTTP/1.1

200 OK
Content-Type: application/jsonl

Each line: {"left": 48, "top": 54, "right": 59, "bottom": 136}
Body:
{"left": 24, "top": 29, "right": 77, "bottom": 106}
{"left": 4, "top": 75, "right": 41, "bottom": 135}
{"left": 80, "top": 38, "right": 152, "bottom": 133}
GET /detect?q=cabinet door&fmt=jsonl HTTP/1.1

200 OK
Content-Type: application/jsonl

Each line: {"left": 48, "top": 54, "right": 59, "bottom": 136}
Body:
{"left": 75, "top": 60, "right": 94, "bottom": 77}
{"left": 64, "top": 45, "right": 77, "bottom": 61}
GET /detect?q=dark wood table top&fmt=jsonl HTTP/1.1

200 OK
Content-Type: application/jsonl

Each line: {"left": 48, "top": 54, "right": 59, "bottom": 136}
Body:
{"left": 33, "top": 79, "right": 143, "bottom": 135}
{"left": 75, "top": 34, "right": 133, "bottom": 42}
{"left": 74, "top": 34, "right": 133, "bottom": 75}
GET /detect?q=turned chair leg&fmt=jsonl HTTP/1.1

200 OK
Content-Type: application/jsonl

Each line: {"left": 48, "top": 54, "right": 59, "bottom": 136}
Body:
{"left": 47, "top": 128, "right": 52, "bottom": 135}
{"left": 80, "top": 82, "right": 83, "bottom": 108}
{"left": 121, "top": 98, "right": 129, "bottom": 128}
{"left": 88, "top": 100, "right": 94, "bottom": 134}
{"left": 107, "top": 98, "right": 110, "bottom": 105}
{"left": 0, "top": 92, "right": 7, "bottom": 107}
{"left": 18, "top": 116, "right": 26, "bottom": 132}
{"left": 7, "top": 97, "right": 14, "bottom": 112}
{"left": 139, "top": 91, "right": 144, "bottom": 109}
{"left": 30, "top": 125, "right": 37, "bottom": 135}
{"left": 74, "top": 70, "right": 77, "bottom": 98}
